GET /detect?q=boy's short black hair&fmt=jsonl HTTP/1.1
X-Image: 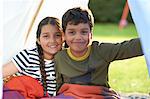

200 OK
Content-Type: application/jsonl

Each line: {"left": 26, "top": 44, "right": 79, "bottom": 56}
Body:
{"left": 62, "top": 7, "right": 94, "bottom": 32}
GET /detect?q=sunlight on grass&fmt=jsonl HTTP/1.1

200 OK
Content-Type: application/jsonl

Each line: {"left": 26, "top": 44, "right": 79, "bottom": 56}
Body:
{"left": 92, "top": 23, "right": 150, "bottom": 93}
{"left": 93, "top": 23, "right": 138, "bottom": 38}
{"left": 109, "top": 56, "right": 150, "bottom": 93}
{"left": 93, "top": 36, "right": 133, "bottom": 43}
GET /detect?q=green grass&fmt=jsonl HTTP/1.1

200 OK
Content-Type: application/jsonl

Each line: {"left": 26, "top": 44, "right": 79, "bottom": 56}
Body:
{"left": 93, "top": 23, "right": 150, "bottom": 94}
{"left": 93, "top": 23, "right": 138, "bottom": 38}
{"left": 109, "top": 57, "right": 150, "bottom": 93}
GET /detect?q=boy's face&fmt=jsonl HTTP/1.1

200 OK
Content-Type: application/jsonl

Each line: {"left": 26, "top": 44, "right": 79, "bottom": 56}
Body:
{"left": 65, "top": 23, "right": 92, "bottom": 57}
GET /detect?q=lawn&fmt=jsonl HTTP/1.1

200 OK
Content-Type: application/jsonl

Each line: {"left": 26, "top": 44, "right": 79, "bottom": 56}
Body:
{"left": 92, "top": 23, "right": 150, "bottom": 93}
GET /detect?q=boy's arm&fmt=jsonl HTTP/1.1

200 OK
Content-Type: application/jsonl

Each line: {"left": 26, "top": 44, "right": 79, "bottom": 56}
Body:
{"left": 56, "top": 72, "right": 63, "bottom": 91}
{"left": 97, "top": 38, "right": 143, "bottom": 62}
{"left": 116, "top": 38, "right": 143, "bottom": 59}
{"left": 114, "top": 38, "right": 143, "bottom": 60}
{"left": 54, "top": 56, "right": 64, "bottom": 93}
{"left": 3, "top": 61, "right": 18, "bottom": 78}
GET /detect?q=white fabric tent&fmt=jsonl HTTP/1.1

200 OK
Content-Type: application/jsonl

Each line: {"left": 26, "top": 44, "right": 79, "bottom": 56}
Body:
{"left": 0, "top": 1, "right": 3, "bottom": 98}
{"left": 128, "top": 0, "right": 150, "bottom": 77}
{"left": 1, "top": 0, "right": 89, "bottom": 98}
{"left": 3, "top": 0, "right": 89, "bottom": 64}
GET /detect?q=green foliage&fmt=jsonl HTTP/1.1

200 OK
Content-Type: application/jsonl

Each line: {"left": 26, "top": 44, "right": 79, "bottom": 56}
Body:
{"left": 89, "top": 0, "right": 133, "bottom": 23}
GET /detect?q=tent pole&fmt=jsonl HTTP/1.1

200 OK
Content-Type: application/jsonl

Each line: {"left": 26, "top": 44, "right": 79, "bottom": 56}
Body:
{"left": 24, "top": 0, "right": 44, "bottom": 44}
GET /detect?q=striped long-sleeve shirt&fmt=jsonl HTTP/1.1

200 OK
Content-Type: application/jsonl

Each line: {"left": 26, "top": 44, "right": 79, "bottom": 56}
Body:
{"left": 12, "top": 47, "right": 56, "bottom": 96}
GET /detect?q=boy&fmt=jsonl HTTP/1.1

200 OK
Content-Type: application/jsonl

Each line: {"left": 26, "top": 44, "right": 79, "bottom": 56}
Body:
{"left": 54, "top": 7, "right": 143, "bottom": 98}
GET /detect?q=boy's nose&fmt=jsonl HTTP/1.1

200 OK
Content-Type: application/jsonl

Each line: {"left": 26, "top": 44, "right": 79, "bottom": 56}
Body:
{"left": 75, "top": 33, "right": 82, "bottom": 39}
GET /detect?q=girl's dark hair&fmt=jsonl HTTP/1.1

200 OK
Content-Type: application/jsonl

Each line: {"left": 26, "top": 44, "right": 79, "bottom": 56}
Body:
{"left": 62, "top": 7, "right": 94, "bottom": 33}
{"left": 36, "top": 17, "right": 60, "bottom": 96}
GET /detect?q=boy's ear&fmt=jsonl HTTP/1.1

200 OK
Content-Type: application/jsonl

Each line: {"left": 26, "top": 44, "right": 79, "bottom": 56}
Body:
{"left": 37, "top": 39, "right": 41, "bottom": 45}
{"left": 62, "top": 32, "right": 65, "bottom": 43}
{"left": 90, "top": 32, "right": 92, "bottom": 39}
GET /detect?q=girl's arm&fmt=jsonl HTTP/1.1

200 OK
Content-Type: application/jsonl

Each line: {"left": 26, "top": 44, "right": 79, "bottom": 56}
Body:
{"left": 3, "top": 61, "right": 19, "bottom": 78}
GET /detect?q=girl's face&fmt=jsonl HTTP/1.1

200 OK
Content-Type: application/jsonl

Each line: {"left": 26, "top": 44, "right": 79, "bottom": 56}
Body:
{"left": 65, "top": 23, "right": 92, "bottom": 57}
{"left": 38, "top": 24, "right": 63, "bottom": 59}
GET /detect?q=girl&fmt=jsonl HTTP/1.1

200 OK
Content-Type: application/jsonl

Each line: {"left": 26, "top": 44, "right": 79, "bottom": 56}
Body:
{"left": 3, "top": 17, "right": 64, "bottom": 97}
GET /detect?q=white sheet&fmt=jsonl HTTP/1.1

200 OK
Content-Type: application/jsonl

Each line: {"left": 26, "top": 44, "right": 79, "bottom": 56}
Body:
{"left": 128, "top": 0, "right": 150, "bottom": 76}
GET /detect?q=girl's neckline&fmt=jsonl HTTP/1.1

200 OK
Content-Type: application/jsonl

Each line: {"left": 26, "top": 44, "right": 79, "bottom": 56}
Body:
{"left": 44, "top": 59, "right": 53, "bottom": 63}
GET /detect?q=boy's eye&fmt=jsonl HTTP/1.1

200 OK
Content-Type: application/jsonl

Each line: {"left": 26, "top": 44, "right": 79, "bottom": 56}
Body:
{"left": 81, "top": 31, "right": 88, "bottom": 35}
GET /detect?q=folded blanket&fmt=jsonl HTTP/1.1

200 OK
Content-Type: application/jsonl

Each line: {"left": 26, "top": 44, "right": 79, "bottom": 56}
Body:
{"left": 57, "top": 83, "right": 120, "bottom": 99}
{"left": 3, "top": 86, "right": 25, "bottom": 99}
{"left": 4, "top": 75, "right": 46, "bottom": 99}
{"left": 41, "top": 94, "right": 74, "bottom": 99}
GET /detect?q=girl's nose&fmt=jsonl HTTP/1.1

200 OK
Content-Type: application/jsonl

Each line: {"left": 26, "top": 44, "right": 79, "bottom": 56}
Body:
{"left": 49, "top": 36, "right": 55, "bottom": 43}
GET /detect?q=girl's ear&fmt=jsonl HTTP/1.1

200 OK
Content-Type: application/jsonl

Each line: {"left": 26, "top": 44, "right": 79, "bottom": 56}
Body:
{"left": 37, "top": 39, "right": 41, "bottom": 45}
{"left": 62, "top": 36, "right": 65, "bottom": 43}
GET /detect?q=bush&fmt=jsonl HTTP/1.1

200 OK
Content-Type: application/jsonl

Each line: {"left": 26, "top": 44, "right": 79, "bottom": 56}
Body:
{"left": 89, "top": 0, "right": 133, "bottom": 23}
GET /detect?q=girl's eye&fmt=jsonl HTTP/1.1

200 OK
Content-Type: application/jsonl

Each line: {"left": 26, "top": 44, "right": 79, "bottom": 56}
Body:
{"left": 68, "top": 31, "right": 75, "bottom": 35}
{"left": 43, "top": 35, "right": 49, "bottom": 38}
{"left": 55, "top": 32, "right": 62, "bottom": 37}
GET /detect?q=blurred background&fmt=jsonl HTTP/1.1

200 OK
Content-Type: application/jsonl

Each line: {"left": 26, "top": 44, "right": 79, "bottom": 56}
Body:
{"left": 89, "top": 0, "right": 150, "bottom": 96}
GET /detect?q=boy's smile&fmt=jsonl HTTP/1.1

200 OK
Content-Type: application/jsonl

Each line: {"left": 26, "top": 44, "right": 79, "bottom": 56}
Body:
{"left": 65, "top": 23, "right": 92, "bottom": 57}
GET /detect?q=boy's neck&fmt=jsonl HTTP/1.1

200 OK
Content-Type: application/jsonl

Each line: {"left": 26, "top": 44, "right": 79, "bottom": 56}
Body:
{"left": 67, "top": 46, "right": 91, "bottom": 61}
{"left": 71, "top": 48, "right": 88, "bottom": 57}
